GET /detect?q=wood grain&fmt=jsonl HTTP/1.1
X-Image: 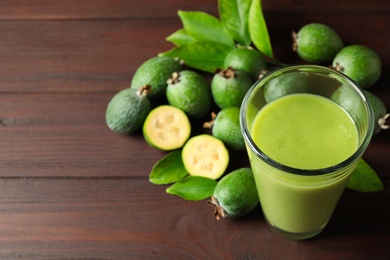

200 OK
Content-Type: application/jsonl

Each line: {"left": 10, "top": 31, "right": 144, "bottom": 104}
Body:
{"left": 0, "top": 0, "right": 389, "bottom": 258}
{"left": 0, "top": 178, "right": 388, "bottom": 259}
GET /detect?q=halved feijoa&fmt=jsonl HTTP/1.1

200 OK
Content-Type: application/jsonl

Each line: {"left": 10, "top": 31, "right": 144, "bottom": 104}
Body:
{"left": 105, "top": 87, "right": 151, "bottom": 134}
{"left": 182, "top": 134, "right": 229, "bottom": 180}
{"left": 143, "top": 105, "right": 191, "bottom": 151}
{"left": 209, "top": 167, "right": 259, "bottom": 219}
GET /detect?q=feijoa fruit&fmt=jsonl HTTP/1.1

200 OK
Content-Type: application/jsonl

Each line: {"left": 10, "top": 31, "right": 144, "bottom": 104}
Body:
{"left": 211, "top": 68, "right": 253, "bottom": 109}
{"left": 363, "top": 90, "right": 389, "bottom": 135}
{"left": 292, "top": 23, "right": 343, "bottom": 63}
{"left": 224, "top": 48, "right": 267, "bottom": 80}
{"left": 166, "top": 70, "right": 212, "bottom": 119}
{"left": 131, "top": 56, "right": 182, "bottom": 100}
{"left": 264, "top": 72, "right": 309, "bottom": 103}
{"left": 331, "top": 45, "right": 382, "bottom": 88}
{"left": 143, "top": 105, "right": 191, "bottom": 150}
{"left": 203, "top": 107, "right": 245, "bottom": 151}
{"left": 106, "top": 87, "right": 151, "bottom": 134}
{"left": 209, "top": 168, "right": 259, "bottom": 220}
{"left": 182, "top": 134, "right": 229, "bottom": 180}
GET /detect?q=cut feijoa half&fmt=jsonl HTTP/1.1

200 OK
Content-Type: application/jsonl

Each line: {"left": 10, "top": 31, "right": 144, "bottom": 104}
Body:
{"left": 143, "top": 105, "right": 191, "bottom": 151}
{"left": 182, "top": 134, "right": 229, "bottom": 180}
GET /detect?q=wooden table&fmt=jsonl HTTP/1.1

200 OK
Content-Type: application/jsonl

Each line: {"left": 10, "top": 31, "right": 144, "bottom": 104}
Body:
{"left": 0, "top": 0, "right": 389, "bottom": 258}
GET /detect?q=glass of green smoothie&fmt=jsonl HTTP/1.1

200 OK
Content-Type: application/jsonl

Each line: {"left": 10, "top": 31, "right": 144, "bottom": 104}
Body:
{"left": 240, "top": 65, "right": 374, "bottom": 240}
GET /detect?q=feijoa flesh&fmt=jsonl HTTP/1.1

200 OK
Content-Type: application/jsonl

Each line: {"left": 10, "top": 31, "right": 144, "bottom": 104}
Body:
{"left": 167, "top": 70, "right": 212, "bottom": 119}
{"left": 211, "top": 68, "right": 253, "bottom": 109}
{"left": 203, "top": 107, "right": 245, "bottom": 151}
{"left": 332, "top": 45, "right": 382, "bottom": 88}
{"left": 209, "top": 168, "right": 259, "bottom": 220}
{"left": 131, "top": 56, "right": 182, "bottom": 100}
{"left": 106, "top": 87, "right": 151, "bottom": 134}
{"left": 182, "top": 134, "right": 229, "bottom": 180}
{"left": 224, "top": 48, "right": 267, "bottom": 80}
{"left": 292, "top": 23, "right": 343, "bottom": 63}
{"left": 363, "top": 90, "right": 389, "bottom": 135}
{"left": 143, "top": 105, "right": 191, "bottom": 150}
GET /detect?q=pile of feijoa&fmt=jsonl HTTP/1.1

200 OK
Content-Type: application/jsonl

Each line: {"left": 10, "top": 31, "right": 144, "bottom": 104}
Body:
{"left": 105, "top": 1, "right": 387, "bottom": 220}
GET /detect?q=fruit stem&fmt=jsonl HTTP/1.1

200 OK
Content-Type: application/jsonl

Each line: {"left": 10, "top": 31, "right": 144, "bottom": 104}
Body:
{"left": 216, "top": 67, "right": 236, "bottom": 79}
{"left": 202, "top": 112, "right": 217, "bottom": 129}
{"left": 207, "top": 196, "right": 226, "bottom": 221}
{"left": 378, "top": 113, "right": 390, "bottom": 130}
{"left": 137, "top": 85, "right": 151, "bottom": 98}
{"left": 291, "top": 30, "right": 298, "bottom": 52}
{"left": 331, "top": 62, "right": 344, "bottom": 72}
{"left": 167, "top": 72, "right": 180, "bottom": 85}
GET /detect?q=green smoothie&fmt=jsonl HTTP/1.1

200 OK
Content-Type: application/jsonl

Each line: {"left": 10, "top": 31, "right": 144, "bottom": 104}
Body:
{"left": 250, "top": 93, "right": 359, "bottom": 235}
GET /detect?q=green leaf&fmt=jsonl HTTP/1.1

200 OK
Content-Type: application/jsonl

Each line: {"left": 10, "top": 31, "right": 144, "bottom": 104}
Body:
{"left": 159, "top": 41, "right": 234, "bottom": 73}
{"left": 248, "top": 0, "right": 273, "bottom": 58}
{"left": 149, "top": 150, "right": 188, "bottom": 185}
{"left": 347, "top": 159, "right": 384, "bottom": 192}
{"left": 166, "top": 28, "right": 195, "bottom": 46}
{"left": 166, "top": 176, "right": 217, "bottom": 201}
{"left": 218, "top": 0, "right": 252, "bottom": 46}
{"left": 178, "top": 10, "right": 235, "bottom": 48}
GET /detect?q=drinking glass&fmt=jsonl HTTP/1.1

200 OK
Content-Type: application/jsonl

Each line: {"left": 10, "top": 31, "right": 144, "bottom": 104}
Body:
{"left": 240, "top": 65, "right": 374, "bottom": 240}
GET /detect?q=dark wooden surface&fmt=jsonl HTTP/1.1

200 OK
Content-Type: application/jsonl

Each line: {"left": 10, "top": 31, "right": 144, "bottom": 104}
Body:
{"left": 0, "top": 0, "right": 389, "bottom": 259}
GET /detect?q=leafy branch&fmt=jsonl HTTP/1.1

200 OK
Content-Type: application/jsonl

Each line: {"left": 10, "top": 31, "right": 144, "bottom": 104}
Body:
{"left": 159, "top": 0, "right": 274, "bottom": 73}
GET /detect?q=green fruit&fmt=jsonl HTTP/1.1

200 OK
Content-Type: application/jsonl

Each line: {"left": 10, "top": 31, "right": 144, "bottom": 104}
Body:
{"left": 292, "top": 23, "right": 343, "bottom": 63}
{"left": 264, "top": 72, "right": 309, "bottom": 103}
{"left": 330, "top": 85, "right": 365, "bottom": 125}
{"left": 130, "top": 56, "right": 182, "bottom": 100}
{"left": 363, "top": 90, "right": 388, "bottom": 135}
{"left": 209, "top": 168, "right": 259, "bottom": 219}
{"left": 204, "top": 107, "right": 245, "bottom": 151}
{"left": 224, "top": 48, "right": 267, "bottom": 80}
{"left": 106, "top": 87, "right": 151, "bottom": 134}
{"left": 332, "top": 45, "right": 382, "bottom": 88}
{"left": 182, "top": 134, "right": 229, "bottom": 180}
{"left": 143, "top": 105, "right": 191, "bottom": 150}
{"left": 167, "top": 70, "right": 212, "bottom": 119}
{"left": 211, "top": 68, "right": 253, "bottom": 109}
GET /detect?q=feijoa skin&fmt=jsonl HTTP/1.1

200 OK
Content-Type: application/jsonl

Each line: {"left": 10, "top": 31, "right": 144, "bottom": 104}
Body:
{"left": 211, "top": 68, "right": 253, "bottom": 109}
{"left": 166, "top": 70, "right": 212, "bottom": 119}
{"left": 130, "top": 56, "right": 182, "bottom": 100}
{"left": 332, "top": 45, "right": 382, "bottom": 89}
{"left": 264, "top": 72, "right": 309, "bottom": 103}
{"left": 209, "top": 168, "right": 259, "bottom": 219}
{"left": 224, "top": 48, "right": 267, "bottom": 80}
{"left": 204, "top": 107, "right": 245, "bottom": 151}
{"left": 363, "top": 90, "right": 388, "bottom": 135}
{"left": 106, "top": 87, "right": 151, "bottom": 134}
{"left": 292, "top": 23, "right": 343, "bottom": 63}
